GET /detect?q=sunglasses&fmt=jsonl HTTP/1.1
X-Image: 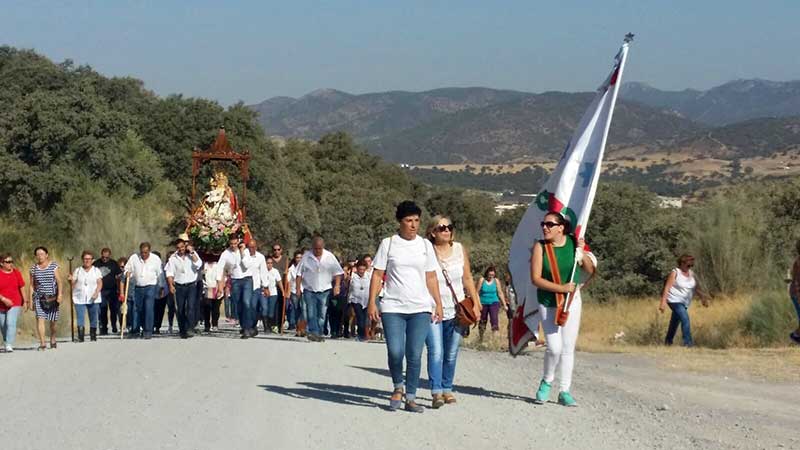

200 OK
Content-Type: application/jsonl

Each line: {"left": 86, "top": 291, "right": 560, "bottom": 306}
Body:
{"left": 434, "top": 224, "right": 454, "bottom": 232}
{"left": 541, "top": 221, "right": 563, "bottom": 229}
{"left": 272, "top": 248, "right": 282, "bottom": 252}
{"left": 2, "top": 260, "right": 13, "bottom": 264}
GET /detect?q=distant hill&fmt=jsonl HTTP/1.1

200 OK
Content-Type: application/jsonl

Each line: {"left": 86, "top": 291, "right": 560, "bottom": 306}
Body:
{"left": 249, "top": 87, "right": 526, "bottom": 140}
{"left": 621, "top": 79, "right": 800, "bottom": 126}
{"left": 370, "top": 92, "right": 702, "bottom": 164}
{"left": 671, "top": 116, "right": 800, "bottom": 158}
{"left": 249, "top": 80, "right": 800, "bottom": 165}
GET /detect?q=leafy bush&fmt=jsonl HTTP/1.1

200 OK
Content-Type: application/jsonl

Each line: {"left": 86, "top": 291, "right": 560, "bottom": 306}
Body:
{"left": 744, "top": 289, "right": 797, "bottom": 346}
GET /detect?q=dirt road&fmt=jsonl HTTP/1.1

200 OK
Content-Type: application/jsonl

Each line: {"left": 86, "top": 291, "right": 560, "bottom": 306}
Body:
{"left": 2, "top": 327, "right": 797, "bottom": 450}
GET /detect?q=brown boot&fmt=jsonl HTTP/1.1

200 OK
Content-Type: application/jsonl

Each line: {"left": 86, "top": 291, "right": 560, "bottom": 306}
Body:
{"left": 432, "top": 394, "right": 445, "bottom": 409}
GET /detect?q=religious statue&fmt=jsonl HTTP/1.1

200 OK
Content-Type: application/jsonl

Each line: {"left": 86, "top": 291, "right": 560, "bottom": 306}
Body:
{"left": 200, "top": 170, "right": 238, "bottom": 222}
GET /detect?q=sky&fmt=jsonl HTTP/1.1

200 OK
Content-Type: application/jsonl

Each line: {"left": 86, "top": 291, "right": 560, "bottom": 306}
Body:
{"left": 2, "top": 0, "right": 798, "bottom": 106}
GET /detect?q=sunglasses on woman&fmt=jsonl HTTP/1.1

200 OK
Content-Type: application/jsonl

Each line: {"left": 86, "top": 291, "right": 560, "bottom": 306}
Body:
{"left": 2, "top": 259, "right": 13, "bottom": 264}
{"left": 434, "top": 224, "right": 454, "bottom": 232}
{"left": 540, "top": 221, "right": 563, "bottom": 228}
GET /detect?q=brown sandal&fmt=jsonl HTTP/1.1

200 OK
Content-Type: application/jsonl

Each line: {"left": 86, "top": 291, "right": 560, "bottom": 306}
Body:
{"left": 37, "top": 345, "right": 46, "bottom": 351}
{"left": 443, "top": 393, "right": 457, "bottom": 404}
{"left": 50, "top": 342, "right": 57, "bottom": 349}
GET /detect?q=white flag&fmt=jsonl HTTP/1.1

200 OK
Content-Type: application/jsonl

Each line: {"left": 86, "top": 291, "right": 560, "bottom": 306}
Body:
{"left": 508, "top": 40, "right": 631, "bottom": 355}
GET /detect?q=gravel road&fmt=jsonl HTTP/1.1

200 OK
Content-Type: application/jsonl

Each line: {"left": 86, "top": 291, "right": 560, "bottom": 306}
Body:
{"left": 2, "top": 327, "right": 797, "bottom": 450}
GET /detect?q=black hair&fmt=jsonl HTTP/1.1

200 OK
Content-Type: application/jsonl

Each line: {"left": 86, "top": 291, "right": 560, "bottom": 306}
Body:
{"left": 34, "top": 246, "right": 49, "bottom": 256}
{"left": 139, "top": 242, "right": 151, "bottom": 251}
{"left": 544, "top": 211, "right": 572, "bottom": 234}
{"left": 395, "top": 200, "right": 422, "bottom": 221}
{"left": 484, "top": 265, "right": 497, "bottom": 278}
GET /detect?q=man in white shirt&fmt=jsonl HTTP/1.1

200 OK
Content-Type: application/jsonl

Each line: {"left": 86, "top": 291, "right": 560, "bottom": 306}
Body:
{"left": 295, "top": 236, "right": 344, "bottom": 342}
{"left": 217, "top": 235, "right": 256, "bottom": 338}
{"left": 348, "top": 259, "right": 371, "bottom": 341}
{"left": 242, "top": 239, "right": 268, "bottom": 333}
{"left": 123, "top": 242, "right": 163, "bottom": 339}
{"left": 165, "top": 236, "right": 203, "bottom": 339}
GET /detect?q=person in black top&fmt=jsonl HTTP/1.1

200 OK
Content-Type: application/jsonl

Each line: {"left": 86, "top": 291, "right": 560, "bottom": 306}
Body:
{"left": 93, "top": 247, "right": 121, "bottom": 335}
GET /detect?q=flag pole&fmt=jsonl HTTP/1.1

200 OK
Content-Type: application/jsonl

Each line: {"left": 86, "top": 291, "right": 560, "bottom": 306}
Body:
{"left": 563, "top": 33, "right": 633, "bottom": 315}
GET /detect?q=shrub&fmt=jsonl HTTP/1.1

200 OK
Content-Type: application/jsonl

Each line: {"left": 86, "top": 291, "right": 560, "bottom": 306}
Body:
{"left": 744, "top": 289, "right": 797, "bottom": 346}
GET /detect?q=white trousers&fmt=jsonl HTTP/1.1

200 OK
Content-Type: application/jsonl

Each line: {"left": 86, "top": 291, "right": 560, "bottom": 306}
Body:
{"left": 539, "top": 295, "right": 582, "bottom": 392}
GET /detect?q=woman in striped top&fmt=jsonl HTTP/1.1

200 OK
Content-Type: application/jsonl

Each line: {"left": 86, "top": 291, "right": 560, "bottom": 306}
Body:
{"left": 29, "top": 246, "right": 64, "bottom": 350}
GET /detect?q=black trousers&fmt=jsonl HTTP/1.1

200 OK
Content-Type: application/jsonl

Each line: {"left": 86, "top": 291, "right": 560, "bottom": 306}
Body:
{"left": 153, "top": 294, "right": 175, "bottom": 331}
{"left": 175, "top": 282, "right": 196, "bottom": 335}
{"left": 202, "top": 298, "right": 222, "bottom": 329}
{"left": 100, "top": 288, "right": 120, "bottom": 332}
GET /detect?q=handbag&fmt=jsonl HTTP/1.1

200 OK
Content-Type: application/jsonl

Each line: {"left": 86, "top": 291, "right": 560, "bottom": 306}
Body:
{"left": 543, "top": 241, "right": 571, "bottom": 327}
{"left": 41, "top": 295, "right": 59, "bottom": 312}
{"left": 435, "top": 250, "right": 478, "bottom": 329}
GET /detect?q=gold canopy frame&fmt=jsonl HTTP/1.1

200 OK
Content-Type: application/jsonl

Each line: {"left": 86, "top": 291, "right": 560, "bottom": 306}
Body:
{"left": 191, "top": 127, "right": 251, "bottom": 220}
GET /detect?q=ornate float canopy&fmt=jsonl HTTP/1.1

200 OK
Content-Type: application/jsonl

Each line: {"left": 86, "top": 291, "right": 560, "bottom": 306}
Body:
{"left": 187, "top": 127, "right": 252, "bottom": 258}
{"left": 191, "top": 127, "right": 251, "bottom": 219}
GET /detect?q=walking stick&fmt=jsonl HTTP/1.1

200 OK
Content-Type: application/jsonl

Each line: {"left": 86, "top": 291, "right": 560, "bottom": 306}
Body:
{"left": 120, "top": 273, "right": 131, "bottom": 340}
{"left": 280, "top": 263, "right": 289, "bottom": 334}
{"left": 68, "top": 256, "right": 74, "bottom": 342}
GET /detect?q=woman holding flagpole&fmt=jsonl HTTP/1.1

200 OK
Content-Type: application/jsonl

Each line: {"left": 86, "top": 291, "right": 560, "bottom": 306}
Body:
{"left": 530, "top": 212, "right": 595, "bottom": 407}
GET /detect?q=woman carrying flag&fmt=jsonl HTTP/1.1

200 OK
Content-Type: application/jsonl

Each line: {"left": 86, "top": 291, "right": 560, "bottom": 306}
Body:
{"left": 530, "top": 211, "right": 595, "bottom": 407}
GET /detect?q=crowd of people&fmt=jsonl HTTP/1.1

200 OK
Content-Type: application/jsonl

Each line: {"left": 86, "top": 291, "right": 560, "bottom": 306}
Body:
{"left": 2, "top": 199, "right": 800, "bottom": 412}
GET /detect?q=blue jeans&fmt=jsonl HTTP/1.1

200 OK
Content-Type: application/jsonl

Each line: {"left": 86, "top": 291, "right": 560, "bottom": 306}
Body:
{"left": 426, "top": 319, "right": 463, "bottom": 394}
{"left": 352, "top": 303, "right": 367, "bottom": 340}
{"left": 791, "top": 295, "right": 800, "bottom": 327}
{"left": 266, "top": 295, "right": 279, "bottom": 319}
{"left": 665, "top": 302, "right": 693, "bottom": 347}
{"left": 382, "top": 312, "right": 432, "bottom": 401}
{"left": 0, "top": 306, "right": 21, "bottom": 348}
{"left": 288, "top": 293, "right": 302, "bottom": 327}
{"left": 133, "top": 285, "right": 156, "bottom": 336}
{"left": 74, "top": 303, "right": 100, "bottom": 328}
{"left": 231, "top": 277, "right": 254, "bottom": 331}
{"left": 254, "top": 289, "right": 266, "bottom": 318}
{"left": 303, "top": 290, "right": 330, "bottom": 336}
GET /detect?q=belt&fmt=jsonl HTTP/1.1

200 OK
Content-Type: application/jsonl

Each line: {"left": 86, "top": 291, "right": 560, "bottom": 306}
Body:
{"left": 175, "top": 281, "right": 196, "bottom": 287}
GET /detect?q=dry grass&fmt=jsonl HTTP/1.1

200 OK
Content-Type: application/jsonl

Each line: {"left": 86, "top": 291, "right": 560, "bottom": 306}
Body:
{"left": 461, "top": 295, "right": 800, "bottom": 382}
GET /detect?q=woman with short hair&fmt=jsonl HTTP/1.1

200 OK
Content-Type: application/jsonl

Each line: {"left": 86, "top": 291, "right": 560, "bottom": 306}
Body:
{"left": 531, "top": 212, "right": 596, "bottom": 407}
{"left": 368, "top": 201, "right": 443, "bottom": 413}
{"left": 0, "top": 252, "right": 26, "bottom": 352}
{"left": 30, "top": 246, "right": 64, "bottom": 350}
{"left": 70, "top": 250, "right": 103, "bottom": 342}
{"left": 425, "top": 215, "right": 480, "bottom": 408}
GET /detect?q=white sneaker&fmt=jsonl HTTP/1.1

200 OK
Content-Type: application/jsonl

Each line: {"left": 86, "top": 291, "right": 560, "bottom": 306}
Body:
{"left": 4, "top": 345, "right": 13, "bottom": 353}
{"left": 211, "top": 326, "right": 218, "bottom": 332}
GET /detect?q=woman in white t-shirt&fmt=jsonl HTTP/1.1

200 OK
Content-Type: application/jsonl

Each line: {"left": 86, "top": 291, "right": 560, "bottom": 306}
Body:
{"left": 70, "top": 250, "right": 103, "bottom": 342}
{"left": 424, "top": 215, "right": 480, "bottom": 408}
{"left": 659, "top": 254, "right": 708, "bottom": 347}
{"left": 368, "top": 201, "right": 443, "bottom": 413}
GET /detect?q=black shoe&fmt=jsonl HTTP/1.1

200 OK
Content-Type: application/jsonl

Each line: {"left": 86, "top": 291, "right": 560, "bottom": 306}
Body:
{"left": 99, "top": 328, "right": 108, "bottom": 336}
{"left": 154, "top": 329, "right": 161, "bottom": 335}
{"left": 77, "top": 326, "right": 85, "bottom": 343}
{"left": 240, "top": 333, "right": 250, "bottom": 339}
{"left": 90, "top": 328, "right": 97, "bottom": 341}
{"left": 204, "top": 327, "right": 211, "bottom": 333}
{"left": 249, "top": 328, "right": 259, "bottom": 338}
{"left": 111, "top": 327, "right": 118, "bottom": 334}
{"left": 143, "top": 333, "right": 152, "bottom": 340}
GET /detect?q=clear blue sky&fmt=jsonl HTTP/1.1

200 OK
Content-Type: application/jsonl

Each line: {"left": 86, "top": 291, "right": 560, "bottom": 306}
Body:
{"left": 3, "top": 0, "right": 798, "bottom": 105}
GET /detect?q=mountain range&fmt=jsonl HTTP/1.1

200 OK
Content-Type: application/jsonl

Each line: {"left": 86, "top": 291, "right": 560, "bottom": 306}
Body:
{"left": 248, "top": 79, "right": 800, "bottom": 164}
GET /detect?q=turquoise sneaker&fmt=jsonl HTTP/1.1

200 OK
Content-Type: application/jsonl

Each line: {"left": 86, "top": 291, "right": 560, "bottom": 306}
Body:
{"left": 558, "top": 391, "right": 577, "bottom": 407}
{"left": 533, "top": 380, "right": 551, "bottom": 404}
